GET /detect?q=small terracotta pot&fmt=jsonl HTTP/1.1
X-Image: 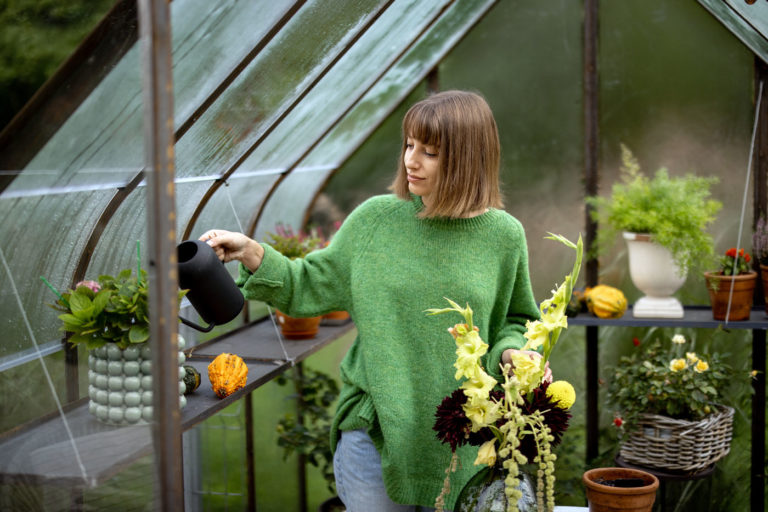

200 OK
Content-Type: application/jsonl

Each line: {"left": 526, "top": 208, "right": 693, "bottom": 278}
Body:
{"left": 322, "top": 310, "right": 350, "bottom": 325}
{"left": 583, "top": 467, "right": 658, "bottom": 512}
{"left": 275, "top": 311, "right": 322, "bottom": 339}
{"left": 704, "top": 271, "right": 757, "bottom": 321}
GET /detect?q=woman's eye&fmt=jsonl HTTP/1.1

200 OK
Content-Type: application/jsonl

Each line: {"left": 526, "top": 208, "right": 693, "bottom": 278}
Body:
{"left": 425, "top": 151, "right": 437, "bottom": 157}
{"left": 405, "top": 143, "right": 414, "bottom": 149}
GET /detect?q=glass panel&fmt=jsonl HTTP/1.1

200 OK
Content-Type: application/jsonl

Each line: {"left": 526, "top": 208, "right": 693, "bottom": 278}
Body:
{"left": 175, "top": 0, "right": 388, "bottom": 239}
{"left": 698, "top": 0, "right": 768, "bottom": 62}
{"left": 233, "top": 0, "right": 454, "bottom": 238}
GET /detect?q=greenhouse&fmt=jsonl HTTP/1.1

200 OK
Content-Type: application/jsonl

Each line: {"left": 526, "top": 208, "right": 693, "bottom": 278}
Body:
{"left": 0, "top": 0, "right": 767, "bottom": 511}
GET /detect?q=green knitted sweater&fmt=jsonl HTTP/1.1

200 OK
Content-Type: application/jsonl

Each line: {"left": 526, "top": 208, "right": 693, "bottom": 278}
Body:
{"left": 237, "top": 194, "right": 539, "bottom": 509}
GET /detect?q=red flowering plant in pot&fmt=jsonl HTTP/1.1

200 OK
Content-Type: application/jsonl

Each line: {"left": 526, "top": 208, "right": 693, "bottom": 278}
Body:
{"left": 429, "top": 233, "right": 582, "bottom": 512}
{"left": 704, "top": 247, "right": 757, "bottom": 321}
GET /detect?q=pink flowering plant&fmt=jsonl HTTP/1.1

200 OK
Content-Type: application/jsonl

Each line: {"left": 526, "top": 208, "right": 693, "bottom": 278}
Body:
{"left": 429, "top": 233, "right": 583, "bottom": 512}
{"left": 49, "top": 269, "right": 186, "bottom": 349}
{"left": 607, "top": 333, "right": 740, "bottom": 432}
{"left": 265, "top": 223, "right": 329, "bottom": 260}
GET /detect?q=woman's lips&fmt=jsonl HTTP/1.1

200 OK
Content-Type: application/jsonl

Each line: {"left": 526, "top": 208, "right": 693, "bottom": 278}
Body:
{"left": 407, "top": 174, "right": 424, "bottom": 183}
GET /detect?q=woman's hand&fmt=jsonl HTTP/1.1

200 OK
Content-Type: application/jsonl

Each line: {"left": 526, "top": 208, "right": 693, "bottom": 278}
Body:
{"left": 199, "top": 229, "right": 265, "bottom": 272}
{"left": 501, "top": 349, "right": 553, "bottom": 383}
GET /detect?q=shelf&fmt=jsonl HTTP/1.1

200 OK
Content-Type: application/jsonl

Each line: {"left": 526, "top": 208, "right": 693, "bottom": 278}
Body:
{"left": 569, "top": 305, "right": 768, "bottom": 330}
{"left": 0, "top": 317, "right": 355, "bottom": 488}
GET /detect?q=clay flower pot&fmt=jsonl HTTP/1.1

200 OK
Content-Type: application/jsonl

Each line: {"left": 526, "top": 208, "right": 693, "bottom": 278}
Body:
{"left": 275, "top": 310, "right": 322, "bottom": 339}
{"left": 704, "top": 271, "right": 757, "bottom": 321}
{"left": 583, "top": 467, "right": 658, "bottom": 512}
{"left": 322, "top": 310, "right": 351, "bottom": 325}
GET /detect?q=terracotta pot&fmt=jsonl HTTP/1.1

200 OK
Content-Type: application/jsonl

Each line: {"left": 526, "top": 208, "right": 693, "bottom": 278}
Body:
{"left": 704, "top": 271, "right": 757, "bottom": 321}
{"left": 275, "top": 310, "right": 322, "bottom": 339}
{"left": 761, "top": 264, "right": 768, "bottom": 314}
{"left": 583, "top": 467, "right": 658, "bottom": 512}
{"left": 322, "top": 310, "right": 350, "bottom": 325}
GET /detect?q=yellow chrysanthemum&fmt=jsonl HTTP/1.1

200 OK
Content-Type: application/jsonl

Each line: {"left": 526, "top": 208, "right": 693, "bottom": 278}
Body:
{"left": 546, "top": 380, "right": 576, "bottom": 409}
{"left": 474, "top": 439, "right": 497, "bottom": 466}
{"left": 695, "top": 360, "right": 710, "bottom": 373}
{"left": 669, "top": 358, "right": 687, "bottom": 372}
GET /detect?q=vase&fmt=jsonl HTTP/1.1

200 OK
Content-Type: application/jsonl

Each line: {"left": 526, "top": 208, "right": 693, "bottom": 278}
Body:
{"left": 704, "top": 271, "right": 757, "bottom": 321}
{"left": 455, "top": 463, "right": 537, "bottom": 512}
{"left": 582, "top": 467, "right": 658, "bottom": 512}
{"left": 87, "top": 336, "right": 188, "bottom": 425}
{"left": 275, "top": 310, "right": 322, "bottom": 339}
{"left": 623, "top": 232, "right": 686, "bottom": 318}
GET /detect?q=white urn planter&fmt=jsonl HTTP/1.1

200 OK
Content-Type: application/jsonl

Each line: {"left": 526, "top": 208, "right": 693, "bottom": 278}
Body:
{"left": 623, "top": 232, "right": 686, "bottom": 318}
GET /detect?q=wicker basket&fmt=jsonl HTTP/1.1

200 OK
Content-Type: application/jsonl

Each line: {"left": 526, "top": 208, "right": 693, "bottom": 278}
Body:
{"left": 619, "top": 405, "right": 734, "bottom": 473}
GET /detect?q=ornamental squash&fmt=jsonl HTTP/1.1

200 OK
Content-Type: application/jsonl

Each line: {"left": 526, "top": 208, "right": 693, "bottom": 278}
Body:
{"left": 584, "top": 285, "right": 628, "bottom": 319}
{"left": 208, "top": 353, "right": 248, "bottom": 399}
{"left": 182, "top": 365, "right": 201, "bottom": 394}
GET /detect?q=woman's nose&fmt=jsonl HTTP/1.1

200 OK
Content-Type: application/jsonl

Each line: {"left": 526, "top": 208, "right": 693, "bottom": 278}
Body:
{"left": 405, "top": 150, "right": 419, "bottom": 169}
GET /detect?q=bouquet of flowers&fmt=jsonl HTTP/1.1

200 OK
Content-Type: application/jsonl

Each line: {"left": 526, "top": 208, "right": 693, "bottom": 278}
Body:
{"left": 429, "top": 233, "right": 582, "bottom": 512}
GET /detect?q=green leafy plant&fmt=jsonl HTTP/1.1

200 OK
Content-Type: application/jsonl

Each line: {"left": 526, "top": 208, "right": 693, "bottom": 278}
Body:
{"left": 607, "top": 333, "right": 742, "bottom": 432}
{"left": 50, "top": 269, "right": 187, "bottom": 349}
{"left": 586, "top": 144, "right": 722, "bottom": 274}
{"left": 265, "top": 224, "right": 326, "bottom": 260}
{"left": 275, "top": 365, "right": 340, "bottom": 493}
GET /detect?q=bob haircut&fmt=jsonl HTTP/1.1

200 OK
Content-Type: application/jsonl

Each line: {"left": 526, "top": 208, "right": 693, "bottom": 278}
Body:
{"left": 390, "top": 90, "right": 503, "bottom": 218}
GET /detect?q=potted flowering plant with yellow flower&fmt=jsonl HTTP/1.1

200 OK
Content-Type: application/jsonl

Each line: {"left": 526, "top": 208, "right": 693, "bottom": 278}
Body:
{"left": 429, "top": 233, "right": 582, "bottom": 512}
{"left": 607, "top": 333, "right": 741, "bottom": 473}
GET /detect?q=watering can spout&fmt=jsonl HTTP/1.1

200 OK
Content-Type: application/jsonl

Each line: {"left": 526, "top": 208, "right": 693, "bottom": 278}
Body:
{"left": 177, "top": 239, "right": 244, "bottom": 332}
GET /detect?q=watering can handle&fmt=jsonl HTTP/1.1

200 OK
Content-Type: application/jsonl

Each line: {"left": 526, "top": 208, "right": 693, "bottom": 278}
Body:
{"left": 178, "top": 314, "right": 216, "bottom": 332}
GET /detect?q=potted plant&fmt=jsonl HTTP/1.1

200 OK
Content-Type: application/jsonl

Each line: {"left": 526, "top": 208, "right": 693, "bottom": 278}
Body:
{"left": 582, "top": 467, "right": 658, "bottom": 512}
{"left": 265, "top": 224, "right": 327, "bottom": 339}
{"left": 704, "top": 247, "right": 757, "bottom": 321}
{"left": 275, "top": 365, "right": 344, "bottom": 512}
{"left": 752, "top": 215, "right": 768, "bottom": 313}
{"left": 48, "top": 268, "right": 190, "bottom": 425}
{"left": 586, "top": 144, "right": 722, "bottom": 318}
{"left": 607, "top": 333, "right": 743, "bottom": 474}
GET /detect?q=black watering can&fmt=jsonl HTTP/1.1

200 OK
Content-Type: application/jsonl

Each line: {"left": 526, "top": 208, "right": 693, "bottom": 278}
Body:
{"left": 177, "top": 239, "right": 245, "bottom": 332}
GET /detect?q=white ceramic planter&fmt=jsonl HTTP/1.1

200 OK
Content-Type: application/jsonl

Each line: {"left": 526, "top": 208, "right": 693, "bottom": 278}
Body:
{"left": 87, "top": 336, "right": 188, "bottom": 425}
{"left": 623, "top": 232, "right": 686, "bottom": 318}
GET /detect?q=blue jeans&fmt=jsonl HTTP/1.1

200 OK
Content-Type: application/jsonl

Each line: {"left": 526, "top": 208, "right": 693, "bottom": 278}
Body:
{"left": 333, "top": 429, "right": 442, "bottom": 512}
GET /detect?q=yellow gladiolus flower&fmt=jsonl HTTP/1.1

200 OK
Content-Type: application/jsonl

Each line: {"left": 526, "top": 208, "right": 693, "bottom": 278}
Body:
{"left": 669, "top": 358, "right": 687, "bottom": 372}
{"left": 522, "top": 319, "right": 549, "bottom": 351}
{"left": 546, "top": 380, "right": 576, "bottom": 409}
{"left": 474, "top": 439, "right": 497, "bottom": 466}
{"left": 509, "top": 351, "right": 544, "bottom": 394}
{"left": 695, "top": 360, "right": 709, "bottom": 373}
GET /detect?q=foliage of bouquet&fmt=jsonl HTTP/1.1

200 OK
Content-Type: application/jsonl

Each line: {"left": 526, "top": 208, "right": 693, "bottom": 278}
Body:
{"left": 717, "top": 247, "right": 752, "bottom": 276}
{"left": 607, "top": 333, "right": 739, "bottom": 430}
{"left": 430, "top": 234, "right": 583, "bottom": 512}
{"left": 50, "top": 269, "right": 187, "bottom": 349}
{"left": 265, "top": 223, "right": 328, "bottom": 260}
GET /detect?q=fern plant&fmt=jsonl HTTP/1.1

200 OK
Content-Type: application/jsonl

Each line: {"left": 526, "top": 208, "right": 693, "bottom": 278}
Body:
{"left": 586, "top": 144, "right": 722, "bottom": 274}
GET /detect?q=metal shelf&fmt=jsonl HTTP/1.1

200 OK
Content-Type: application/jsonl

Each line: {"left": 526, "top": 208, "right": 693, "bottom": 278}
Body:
{"left": 0, "top": 318, "right": 355, "bottom": 488}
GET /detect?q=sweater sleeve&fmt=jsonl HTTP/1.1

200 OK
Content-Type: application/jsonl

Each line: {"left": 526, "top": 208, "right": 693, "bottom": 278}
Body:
{"left": 486, "top": 221, "right": 541, "bottom": 381}
{"left": 235, "top": 196, "right": 381, "bottom": 316}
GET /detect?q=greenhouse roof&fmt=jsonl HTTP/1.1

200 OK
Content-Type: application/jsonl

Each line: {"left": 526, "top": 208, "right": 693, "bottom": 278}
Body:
{"left": 698, "top": 0, "right": 768, "bottom": 62}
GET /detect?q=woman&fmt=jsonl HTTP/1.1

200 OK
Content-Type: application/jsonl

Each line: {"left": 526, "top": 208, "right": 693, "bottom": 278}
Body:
{"left": 201, "top": 90, "right": 540, "bottom": 512}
